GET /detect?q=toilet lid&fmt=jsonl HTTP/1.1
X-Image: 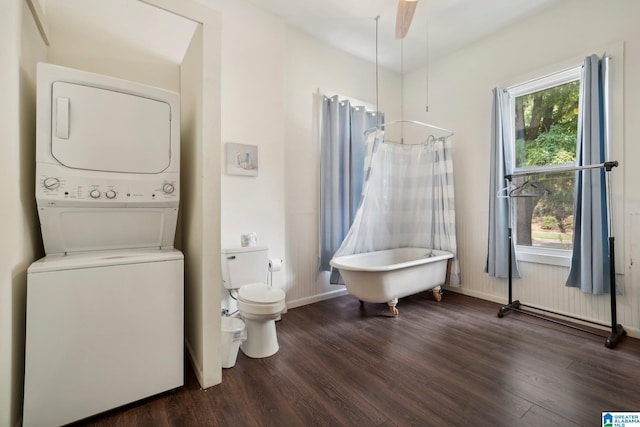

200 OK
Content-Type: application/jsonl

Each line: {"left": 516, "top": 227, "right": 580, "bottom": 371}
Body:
{"left": 238, "top": 283, "right": 285, "bottom": 304}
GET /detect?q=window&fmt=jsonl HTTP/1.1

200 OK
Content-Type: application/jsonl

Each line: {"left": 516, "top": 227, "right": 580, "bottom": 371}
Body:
{"left": 506, "top": 66, "right": 581, "bottom": 264}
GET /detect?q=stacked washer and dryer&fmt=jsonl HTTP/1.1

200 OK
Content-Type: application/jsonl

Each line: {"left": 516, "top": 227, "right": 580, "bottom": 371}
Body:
{"left": 23, "top": 63, "right": 184, "bottom": 427}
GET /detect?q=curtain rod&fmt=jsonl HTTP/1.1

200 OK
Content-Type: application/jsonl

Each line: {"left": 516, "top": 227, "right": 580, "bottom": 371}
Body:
{"left": 364, "top": 119, "right": 454, "bottom": 137}
{"left": 504, "top": 54, "right": 612, "bottom": 93}
{"left": 505, "top": 161, "right": 618, "bottom": 180}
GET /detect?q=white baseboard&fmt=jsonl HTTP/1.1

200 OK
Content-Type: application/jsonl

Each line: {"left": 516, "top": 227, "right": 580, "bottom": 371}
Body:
{"left": 286, "top": 288, "right": 350, "bottom": 310}
{"left": 443, "top": 286, "right": 507, "bottom": 304}
{"left": 622, "top": 325, "right": 640, "bottom": 339}
{"left": 184, "top": 339, "right": 206, "bottom": 389}
{"left": 444, "top": 287, "right": 640, "bottom": 339}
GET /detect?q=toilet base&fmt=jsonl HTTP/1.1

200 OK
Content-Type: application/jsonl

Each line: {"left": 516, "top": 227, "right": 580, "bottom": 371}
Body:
{"left": 240, "top": 317, "right": 279, "bottom": 358}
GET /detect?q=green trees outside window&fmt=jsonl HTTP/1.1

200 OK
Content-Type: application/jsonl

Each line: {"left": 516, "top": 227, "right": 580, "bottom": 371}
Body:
{"left": 513, "top": 79, "right": 580, "bottom": 249}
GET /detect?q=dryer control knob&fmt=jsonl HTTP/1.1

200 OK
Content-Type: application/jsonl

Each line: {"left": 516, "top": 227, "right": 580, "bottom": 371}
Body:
{"left": 43, "top": 177, "right": 60, "bottom": 190}
{"left": 162, "top": 183, "right": 175, "bottom": 194}
{"left": 105, "top": 190, "right": 116, "bottom": 199}
{"left": 89, "top": 189, "right": 101, "bottom": 199}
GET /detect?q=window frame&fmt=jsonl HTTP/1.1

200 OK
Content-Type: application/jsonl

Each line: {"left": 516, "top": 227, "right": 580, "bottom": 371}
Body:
{"left": 505, "top": 65, "right": 582, "bottom": 267}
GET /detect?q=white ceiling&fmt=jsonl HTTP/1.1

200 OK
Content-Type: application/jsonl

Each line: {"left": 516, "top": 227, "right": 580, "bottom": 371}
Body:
{"left": 43, "top": 0, "right": 560, "bottom": 73}
{"left": 246, "top": 0, "right": 561, "bottom": 73}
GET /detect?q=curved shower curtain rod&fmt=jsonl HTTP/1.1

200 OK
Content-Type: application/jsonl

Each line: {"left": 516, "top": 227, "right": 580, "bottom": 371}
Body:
{"left": 364, "top": 119, "right": 454, "bottom": 138}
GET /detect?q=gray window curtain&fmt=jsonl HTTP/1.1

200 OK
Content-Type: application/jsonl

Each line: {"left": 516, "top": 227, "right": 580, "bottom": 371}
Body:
{"left": 486, "top": 88, "right": 520, "bottom": 278}
{"left": 566, "top": 54, "right": 612, "bottom": 295}
{"left": 319, "top": 95, "right": 380, "bottom": 271}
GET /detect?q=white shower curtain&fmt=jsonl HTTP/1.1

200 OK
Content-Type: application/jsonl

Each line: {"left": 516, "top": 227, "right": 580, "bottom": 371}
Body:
{"left": 333, "top": 130, "right": 460, "bottom": 285}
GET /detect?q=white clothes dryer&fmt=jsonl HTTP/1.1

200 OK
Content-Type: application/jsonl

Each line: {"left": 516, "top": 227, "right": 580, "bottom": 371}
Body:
{"left": 34, "top": 63, "right": 181, "bottom": 255}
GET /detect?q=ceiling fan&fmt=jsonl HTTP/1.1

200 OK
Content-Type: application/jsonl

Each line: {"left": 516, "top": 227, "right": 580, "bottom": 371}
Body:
{"left": 395, "top": 0, "right": 418, "bottom": 39}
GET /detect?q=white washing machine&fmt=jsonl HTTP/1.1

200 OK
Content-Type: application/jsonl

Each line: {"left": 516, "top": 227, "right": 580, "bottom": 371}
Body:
{"left": 23, "top": 249, "right": 183, "bottom": 427}
{"left": 23, "top": 63, "right": 184, "bottom": 427}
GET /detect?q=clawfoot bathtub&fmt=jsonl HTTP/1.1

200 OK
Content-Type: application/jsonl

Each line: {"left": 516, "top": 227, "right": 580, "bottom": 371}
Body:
{"left": 330, "top": 248, "right": 454, "bottom": 316}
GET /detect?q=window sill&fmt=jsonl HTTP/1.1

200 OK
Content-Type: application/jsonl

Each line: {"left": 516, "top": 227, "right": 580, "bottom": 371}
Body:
{"left": 515, "top": 245, "right": 571, "bottom": 268}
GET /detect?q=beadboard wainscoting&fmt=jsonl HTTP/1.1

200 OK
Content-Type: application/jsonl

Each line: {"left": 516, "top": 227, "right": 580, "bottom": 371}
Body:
{"left": 285, "top": 211, "right": 348, "bottom": 309}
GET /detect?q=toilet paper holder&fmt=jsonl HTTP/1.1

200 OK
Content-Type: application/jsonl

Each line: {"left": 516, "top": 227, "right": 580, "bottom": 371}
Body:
{"left": 267, "top": 258, "right": 283, "bottom": 287}
{"left": 268, "top": 258, "right": 282, "bottom": 272}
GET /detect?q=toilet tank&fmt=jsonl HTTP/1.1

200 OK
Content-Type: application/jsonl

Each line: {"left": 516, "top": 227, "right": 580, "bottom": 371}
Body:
{"left": 221, "top": 246, "right": 268, "bottom": 290}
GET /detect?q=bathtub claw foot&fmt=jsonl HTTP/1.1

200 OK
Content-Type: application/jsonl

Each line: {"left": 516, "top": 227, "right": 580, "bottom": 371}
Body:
{"left": 433, "top": 288, "right": 442, "bottom": 302}
{"left": 387, "top": 298, "right": 398, "bottom": 317}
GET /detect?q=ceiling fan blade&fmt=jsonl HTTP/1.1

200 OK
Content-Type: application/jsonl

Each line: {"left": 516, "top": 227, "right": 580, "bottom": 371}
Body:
{"left": 395, "top": 0, "right": 418, "bottom": 40}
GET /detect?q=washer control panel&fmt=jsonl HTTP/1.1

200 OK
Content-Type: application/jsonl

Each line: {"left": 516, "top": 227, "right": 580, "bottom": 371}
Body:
{"left": 36, "top": 164, "right": 179, "bottom": 208}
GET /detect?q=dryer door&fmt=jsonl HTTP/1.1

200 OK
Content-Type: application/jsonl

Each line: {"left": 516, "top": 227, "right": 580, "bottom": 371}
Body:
{"left": 51, "top": 82, "right": 172, "bottom": 174}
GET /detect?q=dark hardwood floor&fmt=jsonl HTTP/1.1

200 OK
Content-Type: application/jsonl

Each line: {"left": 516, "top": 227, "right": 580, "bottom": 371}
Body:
{"left": 72, "top": 291, "right": 640, "bottom": 427}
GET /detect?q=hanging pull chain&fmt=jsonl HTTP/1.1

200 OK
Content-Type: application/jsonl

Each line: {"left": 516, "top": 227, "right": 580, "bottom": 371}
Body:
{"left": 375, "top": 16, "right": 380, "bottom": 127}
{"left": 400, "top": 36, "right": 404, "bottom": 144}
{"left": 425, "top": 0, "right": 429, "bottom": 113}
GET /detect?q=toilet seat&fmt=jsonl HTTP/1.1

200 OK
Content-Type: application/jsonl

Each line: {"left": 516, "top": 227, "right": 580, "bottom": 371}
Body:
{"left": 238, "top": 283, "right": 285, "bottom": 303}
{"left": 238, "top": 283, "right": 285, "bottom": 316}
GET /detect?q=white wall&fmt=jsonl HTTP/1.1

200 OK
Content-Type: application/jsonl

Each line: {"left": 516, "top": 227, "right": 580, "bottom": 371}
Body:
{"left": 403, "top": 0, "right": 640, "bottom": 336}
{"left": 0, "top": 1, "right": 48, "bottom": 425}
{"left": 283, "top": 28, "right": 401, "bottom": 307}
{"left": 0, "top": 4, "right": 22, "bottom": 424}
{"left": 175, "top": 5, "right": 224, "bottom": 389}
{"left": 46, "top": 1, "right": 181, "bottom": 92}
{"left": 196, "top": 0, "right": 402, "bottom": 312}
{"left": 180, "top": 23, "right": 210, "bottom": 387}
{"left": 215, "top": 1, "right": 288, "bottom": 312}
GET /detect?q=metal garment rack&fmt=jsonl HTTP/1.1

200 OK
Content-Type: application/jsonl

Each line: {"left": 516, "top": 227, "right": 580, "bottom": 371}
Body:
{"left": 497, "top": 160, "right": 626, "bottom": 349}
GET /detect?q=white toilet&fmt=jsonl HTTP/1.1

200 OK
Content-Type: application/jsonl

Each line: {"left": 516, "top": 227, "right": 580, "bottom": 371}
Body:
{"left": 221, "top": 246, "right": 286, "bottom": 358}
